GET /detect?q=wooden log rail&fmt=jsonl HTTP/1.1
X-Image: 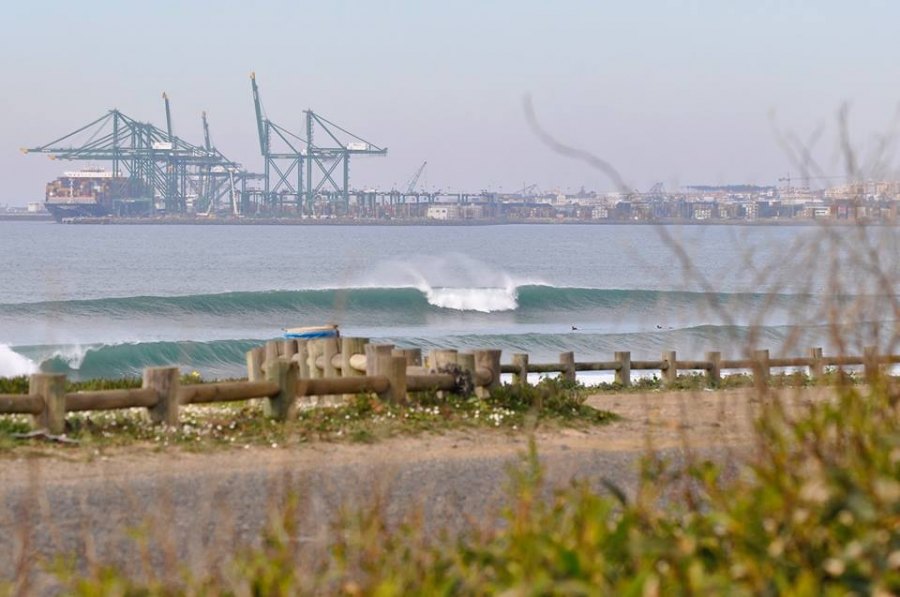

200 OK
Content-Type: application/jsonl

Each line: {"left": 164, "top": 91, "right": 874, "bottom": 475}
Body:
{"left": 0, "top": 346, "right": 503, "bottom": 432}
{"left": 0, "top": 343, "right": 895, "bottom": 435}
{"left": 497, "top": 346, "right": 894, "bottom": 390}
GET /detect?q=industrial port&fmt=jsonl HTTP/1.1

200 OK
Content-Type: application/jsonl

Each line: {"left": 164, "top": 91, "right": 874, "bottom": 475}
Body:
{"left": 17, "top": 74, "right": 900, "bottom": 225}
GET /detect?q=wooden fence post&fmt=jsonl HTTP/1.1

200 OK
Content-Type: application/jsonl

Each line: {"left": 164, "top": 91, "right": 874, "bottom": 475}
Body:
{"left": 808, "top": 347, "right": 824, "bottom": 381}
{"left": 662, "top": 350, "right": 677, "bottom": 386}
{"left": 307, "top": 340, "right": 324, "bottom": 379}
{"left": 345, "top": 337, "right": 366, "bottom": 366}
{"left": 341, "top": 337, "right": 368, "bottom": 400}
{"left": 559, "top": 351, "right": 576, "bottom": 384}
{"left": 294, "top": 340, "right": 310, "bottom": 378}
{"left": 143, "top": 367, "right": 181, "bottom": 426}
{"left": 323, "top": 338, "right": 339, "bottom": 378}
{"left": 365, "top": 344, "right": 394, "bottom": 376}
{"left": 265, "top": 340, "right": 280, "bottom": 366}
{"left": 864, "top": 345, "right": 880, "bottom": 384}
{"left": 512, "top": 353, "right": 529, "bottom": 386}
{"left": 430, "top": 349, "right": 458, "bottom": 399}
{"left": 705, "top": 351, "right": 721, "bottom": 387}
{"left": 246, "top": 347, "right": 264, "bottom": 382}
{"left": 29, "top": 373, "right": 66, "bottom": 434}
{"left": 377, "top": 355, "right": 408, "bottom": 405}
{"left": 403, "top": 348, "right": 423, "bottom": 367}
{"left": 614, "top": 351, "right": 631, "bottom": 387}
{"left": 430, "top": 349, "right": 458, "bottom": 371}
{"left": 265, "top": 357, "right": 298, "bottom": 421}
{"left": 458, "top": 352, "right": 476, "bottom": 396}
{"left": 323, "top": 338, "right": 340, "bottom": 402}
{"left": 281, "top": 339, "right": 297, "bottom": 361}
{"left": 474, "top": 349, "right": 502, "bottom": 398}
{"left": 752, "top": 349, "right": 770, "bottom": 389}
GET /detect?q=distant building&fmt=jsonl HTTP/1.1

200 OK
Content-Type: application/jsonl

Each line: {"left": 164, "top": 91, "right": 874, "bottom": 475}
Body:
{"left": 690, "top": 201, "right": 717, "bottom": 220}
{"left": 426, "top": 204, "right": 460, "bottom": 220}
{"left": 591, "top": 205, "right": 609, "bottom": 219}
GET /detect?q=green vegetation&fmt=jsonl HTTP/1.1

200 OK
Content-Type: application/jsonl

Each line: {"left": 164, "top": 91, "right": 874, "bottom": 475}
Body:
{"left": 0, "top": 377, "right": 614, "bottom": 454}
{"left": 0, "top": 373, "right": 204, "bottom": 394}
{"left": 592, "top": 368, "right": 862, "bottom": 393}
{"left": 36, "top": 379, "right": 898, "bottom": 595}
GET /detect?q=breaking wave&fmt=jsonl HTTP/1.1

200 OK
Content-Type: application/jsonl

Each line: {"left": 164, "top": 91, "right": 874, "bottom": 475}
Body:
{"left": 3, "top": 319, "right": 881, "bottom": 381}
{"left": 0, "top": 344, "right": 37, "bottom": 377}
{"left": 0, "top": 285, "right": 816, "bottom": 319}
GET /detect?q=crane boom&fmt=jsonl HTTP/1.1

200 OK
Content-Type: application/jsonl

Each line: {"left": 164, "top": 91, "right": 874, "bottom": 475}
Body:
{"left": 162, "top": 92, "right": 173, "bottom": 141}
{"left": 406, "top": 161, "right": 427, "bottom": 194}
{"left": 202, "top": 111, "right": 211, "bottom": 150}
{"left": 250, "top": 72, "right": 268, "bottom": 155}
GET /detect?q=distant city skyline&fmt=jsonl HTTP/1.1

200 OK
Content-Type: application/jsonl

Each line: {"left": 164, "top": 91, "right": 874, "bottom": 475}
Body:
{"left": 2, "top": 0, "right": 899, "bottom": 205}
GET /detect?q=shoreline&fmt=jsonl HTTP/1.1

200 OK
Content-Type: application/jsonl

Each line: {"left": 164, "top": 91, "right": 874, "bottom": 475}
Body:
{"left": 17, "top": 215, "right": 896, "bottom": 227}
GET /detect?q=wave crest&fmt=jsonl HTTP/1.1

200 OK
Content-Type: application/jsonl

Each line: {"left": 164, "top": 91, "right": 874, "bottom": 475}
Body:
{"left": 423, "top": 285, "right": 518, "bottom": 312}
{"left": 0, "top": 285, "right": 816, "bottom": 319}
{"left": 0, "top": 344, "right": 38, "bottom": 377}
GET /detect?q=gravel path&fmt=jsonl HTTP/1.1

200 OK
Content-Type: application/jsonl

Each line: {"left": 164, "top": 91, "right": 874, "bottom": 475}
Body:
{"left": 0, "top": 387, "right": 831, "bottom": 590}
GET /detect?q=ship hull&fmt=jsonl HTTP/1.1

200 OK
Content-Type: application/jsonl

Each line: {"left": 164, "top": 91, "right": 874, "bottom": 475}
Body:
{"left": 45, "top": 202, "right": 111, "bottom": 222}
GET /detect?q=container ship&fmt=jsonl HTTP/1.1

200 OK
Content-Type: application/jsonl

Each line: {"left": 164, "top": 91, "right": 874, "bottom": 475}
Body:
{"left": 44, "top": 169, "right": 151, "bottom": 221}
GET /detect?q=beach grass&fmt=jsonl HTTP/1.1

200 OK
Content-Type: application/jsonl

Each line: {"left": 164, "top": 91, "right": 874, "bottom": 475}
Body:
{"left": 0, "top": 376, "right": 615, "bottom": 456}
{"left": 21, "top": 377, "right": 899, "bottom": 595}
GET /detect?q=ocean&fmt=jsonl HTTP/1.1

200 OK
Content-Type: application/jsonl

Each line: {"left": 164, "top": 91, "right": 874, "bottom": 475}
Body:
{"left": 1, "top": 221, "right": 897, "bottom": 380}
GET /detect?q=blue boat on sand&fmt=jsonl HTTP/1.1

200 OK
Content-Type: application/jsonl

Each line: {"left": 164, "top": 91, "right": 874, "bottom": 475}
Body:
{"left": 283, "top": 325, "right": 340, "bottom": 340}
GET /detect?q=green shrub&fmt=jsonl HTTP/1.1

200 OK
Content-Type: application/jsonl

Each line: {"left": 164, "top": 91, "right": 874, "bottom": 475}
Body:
{"left": 487, "top": 377, "right": 611, "bottom": 423}
{"left": 46, "top": 381, "right": 900, "bottom": 594}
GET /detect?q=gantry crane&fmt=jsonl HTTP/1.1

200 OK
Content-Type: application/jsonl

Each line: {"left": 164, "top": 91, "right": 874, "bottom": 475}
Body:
{"left": 22, "top": 100, "right": 257, "bottom": 216}
{"left": 405, "top": 161, "right": 427, "bottom": 195}
{"left": 304, "top": 110, "right": 387, "bottom": 210}
{"left": 250, "top": 72, "right": 305, "bottom": 212}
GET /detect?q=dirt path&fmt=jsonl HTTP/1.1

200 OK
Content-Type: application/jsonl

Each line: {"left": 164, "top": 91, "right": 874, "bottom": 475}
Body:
{"left": 0, "top": 387, "right": 831, "bottom": 588}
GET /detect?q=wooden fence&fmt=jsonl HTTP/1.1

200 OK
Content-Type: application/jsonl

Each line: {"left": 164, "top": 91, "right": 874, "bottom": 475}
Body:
{"left": 0, "top": 336, "right": 897, "bottom": 436}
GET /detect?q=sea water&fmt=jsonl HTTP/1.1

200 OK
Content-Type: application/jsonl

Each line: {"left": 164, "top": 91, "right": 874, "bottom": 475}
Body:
{"left": 0, "top": 222, "right": 896, "bottom": 379}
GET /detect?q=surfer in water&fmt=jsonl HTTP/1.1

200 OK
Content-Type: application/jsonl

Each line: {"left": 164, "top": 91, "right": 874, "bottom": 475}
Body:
{"left": 571, "top": 325, "right": 578, "bottom": 331}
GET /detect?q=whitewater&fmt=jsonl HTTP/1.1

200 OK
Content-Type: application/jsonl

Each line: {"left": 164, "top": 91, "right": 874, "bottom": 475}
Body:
{"left": 1, "top": 222, "right": 896, "bottom": 379}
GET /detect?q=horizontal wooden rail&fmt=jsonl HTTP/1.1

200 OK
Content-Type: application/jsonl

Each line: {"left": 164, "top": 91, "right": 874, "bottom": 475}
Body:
{"left": 675, "top": 360, "right": 713, "bottom": 370}
{"left": 823, "top": 356, "right": 865, "bottom": 366}
{"left": 0, "top": 394, "right": 43, "bottom": 415}
{"left": 408, "top": 374, "right": 456, "bottom": 392}
{"left": 767, "top": 357, "right": 812, "bottom": 368}
{"left": 718, "top": 360, "right": 745, "bottom": 370}
{"left": 65, "top": 388, "right": 158, "bottom": 412}
{"left": 631, "top": 360, "right": 667, "bottom": 371}
{"left": 574, "top": 361, "right": 622, "bottom": 372}
{"left": 526, "top": 363, "right": 566, "bottom": 374}
{"left": 2, "top": 343, "right": 897, "bottom": 435}
{"left": 301, "top": 376, "right": 389, "bottom": 396}
{"left": 180, "top": 381, "right": 280, "bottom": 405}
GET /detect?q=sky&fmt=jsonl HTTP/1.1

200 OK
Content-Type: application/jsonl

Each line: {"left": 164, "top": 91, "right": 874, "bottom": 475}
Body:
{"left": 1, "top": 0, "right": 899, "bottom": 205}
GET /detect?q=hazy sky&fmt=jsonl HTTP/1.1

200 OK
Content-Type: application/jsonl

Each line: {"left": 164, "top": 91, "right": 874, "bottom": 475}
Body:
{"left": 2, "top": 0, "right": 898, "bottom": 205}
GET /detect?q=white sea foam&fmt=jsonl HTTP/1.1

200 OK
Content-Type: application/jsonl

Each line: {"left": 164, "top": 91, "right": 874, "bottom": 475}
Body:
{"left": 0, "top": 344, "right": 38, "bottom": 377}
{"left": 355, "top": 253, "right": 543, "bottom": 312}
{"left": 48, "top": 344, "right": 91, "bottom": 369}
{"left": 422, "top": 285, "right": 518, "bottom": 312}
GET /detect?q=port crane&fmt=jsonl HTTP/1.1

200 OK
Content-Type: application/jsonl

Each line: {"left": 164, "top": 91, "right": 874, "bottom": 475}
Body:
{"left": 250, "top": 72, "right": 306, "bottom": 213}
{"left": 405, "top": 161, "right": 427, "bottom": 194}
{"left": 250, "top": 73, "right": 387, "bottom": 214}
{"left": 196, "top": 110, "right": 251, "bottom": 216}
{"left": 22, "top": 100, "right": 259, "bottom": 216}
{"left": 304, "top": 109, "right": 387, "bottom": 211}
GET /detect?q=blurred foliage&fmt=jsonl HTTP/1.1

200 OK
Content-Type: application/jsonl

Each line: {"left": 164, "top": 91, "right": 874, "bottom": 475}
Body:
{"left": 42, "top": 377, "right": 900, "bottom": 595}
